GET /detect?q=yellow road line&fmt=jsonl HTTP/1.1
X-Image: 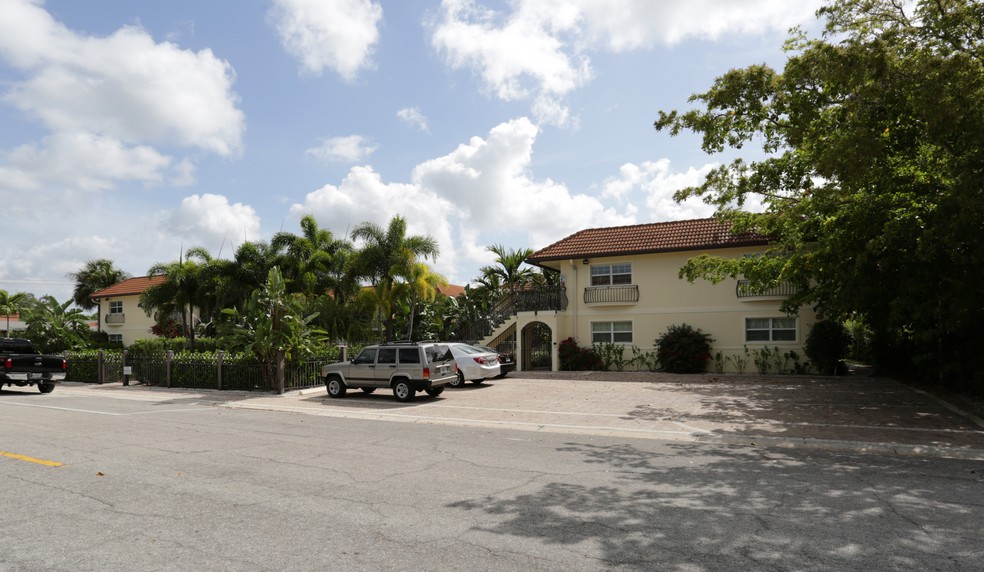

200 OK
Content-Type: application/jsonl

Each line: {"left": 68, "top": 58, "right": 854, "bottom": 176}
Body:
{"left": 0, "top": 450, "right": 63, "bottom": 467}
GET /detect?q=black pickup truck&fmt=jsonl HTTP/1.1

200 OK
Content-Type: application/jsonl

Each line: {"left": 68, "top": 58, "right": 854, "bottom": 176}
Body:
{"left": 0, "top": 338, "right": 67, "bottom": 394}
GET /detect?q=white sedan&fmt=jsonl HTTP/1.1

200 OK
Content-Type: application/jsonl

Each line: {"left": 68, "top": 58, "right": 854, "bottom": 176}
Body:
{"left": 447, "top": 343, "right": 501, "bottom": 387}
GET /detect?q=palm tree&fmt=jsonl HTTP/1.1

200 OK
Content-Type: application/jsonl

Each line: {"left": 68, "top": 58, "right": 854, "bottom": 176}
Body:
{"left": 0, "top": 290, "right": 29, "bottom": 336}
{"left": 351, "top": 215, "right": 439, "bottom": 340}
{"left": 272, "top": 215, "right": 353, "bottom": 296}
{"left": 396, "top": 262, "right": 448, "bottom": 339}
{"left": 142, "top": 248, "right": 210, "bottom": 348}
{"left": 479, "top": 244, "right": 535, "bottom": 292}
{"left": 68, "top": 259, "right": 129, "bottom": 310}
{"left": 23, "top": 295, "right": 90, "bottom": 352}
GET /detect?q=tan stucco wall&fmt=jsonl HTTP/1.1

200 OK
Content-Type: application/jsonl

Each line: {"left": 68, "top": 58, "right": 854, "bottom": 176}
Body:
{"left": 529, "top": 246, "right": 817, "bottom": 372}
{"left": 98, "top": 295, "right": 157, "bottom": 346}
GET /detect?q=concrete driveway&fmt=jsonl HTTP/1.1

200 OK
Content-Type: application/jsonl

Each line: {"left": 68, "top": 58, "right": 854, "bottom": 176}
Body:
{"left": 218, "top": 371, "right": 984, "bottom": 460}
{"left": 57, "top": 371, "right": 984, "bottom": 460}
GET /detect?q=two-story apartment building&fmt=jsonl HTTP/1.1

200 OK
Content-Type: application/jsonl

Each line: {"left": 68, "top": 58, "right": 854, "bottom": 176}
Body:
{"left": 90, "top": 276, "right": 166, "bottom": 346}
{"left": 481, "top": 218, "right": 816, "bottom": 372}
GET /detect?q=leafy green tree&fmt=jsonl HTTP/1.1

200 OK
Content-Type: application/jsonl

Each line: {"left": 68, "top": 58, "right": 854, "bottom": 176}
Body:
{"left": 68, "top": 259, "right": 129, "bottom": 310}
{"left": 219, "top": 267, "right": 324, "bottom": 390}
{"left": 654, "top": 0, "right": 984, "bottom": 386}
{"left": 0, "top": 290, "right": 30, "bottom": 335}
{"left": 23, "top": 295, "right": 90, "bottom": 352}
{"left": 351, "top": 215, "right": 439, "bottom": 340}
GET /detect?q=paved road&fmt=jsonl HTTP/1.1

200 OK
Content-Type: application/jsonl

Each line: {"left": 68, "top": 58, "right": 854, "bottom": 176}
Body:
{"left": 1, "top": 377, "right": 982, "bottom": 570}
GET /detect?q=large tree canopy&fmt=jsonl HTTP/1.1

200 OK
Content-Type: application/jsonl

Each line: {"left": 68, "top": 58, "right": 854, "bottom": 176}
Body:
{"left": 654, "top": 0, "right": 984, "bottom": 386}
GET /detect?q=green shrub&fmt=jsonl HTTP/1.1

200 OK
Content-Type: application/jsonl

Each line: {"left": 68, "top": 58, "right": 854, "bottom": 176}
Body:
{"left": 655, "top": 324, "right": 714, "bottom": 374}
{"left": 805, "top": 320, "right": 852, "bottom": 375}
{"left": 558, "top": 337, "right": 603, "bottom": 371}
{"left": 595, "top": 342, "right": 627, "bottom": 371}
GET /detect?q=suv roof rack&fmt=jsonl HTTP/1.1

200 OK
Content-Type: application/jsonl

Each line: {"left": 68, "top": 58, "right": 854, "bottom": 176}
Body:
{"left": 380, "top": 339, "right": 442, "bottom": 346}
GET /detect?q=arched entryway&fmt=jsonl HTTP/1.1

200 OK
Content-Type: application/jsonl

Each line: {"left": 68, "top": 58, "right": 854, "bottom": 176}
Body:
{"left": 521, "top": 321, "right": 553, "bottom": 371}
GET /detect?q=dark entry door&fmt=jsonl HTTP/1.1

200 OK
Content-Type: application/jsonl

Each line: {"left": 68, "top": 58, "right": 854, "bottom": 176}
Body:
{"left": 521, "top": 322, "right": 552, "bottom": 370}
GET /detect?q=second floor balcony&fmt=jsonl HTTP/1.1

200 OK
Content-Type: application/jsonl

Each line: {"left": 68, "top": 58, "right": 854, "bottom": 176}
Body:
{"left": 105, "top": 313, "right": 125, "bottom": 325}
{"left": 583, "top": 284, "right": 640, "bottom": 305}
{"left": 736, "top": 279, "right": 797, "bottom": 300}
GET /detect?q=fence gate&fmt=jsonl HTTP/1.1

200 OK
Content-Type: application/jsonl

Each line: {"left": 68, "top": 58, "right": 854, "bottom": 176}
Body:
{"left": 521, "top": 321, "right": 552, "bottom": 371}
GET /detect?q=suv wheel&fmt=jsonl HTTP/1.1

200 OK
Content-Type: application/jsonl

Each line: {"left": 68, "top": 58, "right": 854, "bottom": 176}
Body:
{"left": 450, "top": 371, "right": 465, "bottom": 388}
{"left": 325, "top": 376, "right": 346, "bottom": 398}
{"left": 392, "top": 379, "right": 415, "bottom": 402}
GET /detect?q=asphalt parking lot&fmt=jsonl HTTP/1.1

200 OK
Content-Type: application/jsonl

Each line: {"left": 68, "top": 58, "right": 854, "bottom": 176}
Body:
{"left": 69, "top": 372, "right": 984, "bottom": 460}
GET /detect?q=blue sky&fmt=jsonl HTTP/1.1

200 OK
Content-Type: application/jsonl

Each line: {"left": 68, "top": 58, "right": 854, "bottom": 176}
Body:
{"left": 0, "top": 0, "right": 823, "bottom": 303}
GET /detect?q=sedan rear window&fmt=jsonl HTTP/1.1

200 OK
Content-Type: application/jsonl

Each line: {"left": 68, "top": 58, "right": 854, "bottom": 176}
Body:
{"left": 425, "top": 345, "right": 452, "bottom": 363}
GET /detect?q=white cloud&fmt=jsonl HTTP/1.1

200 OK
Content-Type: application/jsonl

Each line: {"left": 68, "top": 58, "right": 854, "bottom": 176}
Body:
{"left": 412, "top": 117, "right": 631, "bottom": 249}
{"left": 0, "top": 0, "right": 243, "bottom": 198}
{"left": 306, "top": 135, "right": 378, "bottom": 163}
{"left": 397, "top": 107, "right": 429, "bottom": 132}
{"left": 0, "top": 0, "right": 244, "bottom": 155}
{"left": 431, "top": 0, "right": 820, "bottom": 126}
{"left": 289, "top": 166, "right": 458, "bottom": 274}
{"left": 270, "top": 0, "right": 383, "bottom": 80}
{"left": 3, "top": 132, "right": 172, "bottom": 192}
{"left": 291, "top": 117, "right": 635, "bottom": 282}
{"left": 606, "top": 159, "right": 718, "bottom": 220}
{"left": 162, "top": 194, "right": 262, "bottom": 252}
{"left": 431, "top": 0, "right": 591, "bottom": 126}
{"left": 575, "top": 0, "right": 822, "bottom": 50}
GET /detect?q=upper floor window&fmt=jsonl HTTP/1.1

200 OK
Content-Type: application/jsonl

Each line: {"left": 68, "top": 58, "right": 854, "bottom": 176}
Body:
{"left": 109, "top": 301, "right": 123, "bottom": 314}
{"left": 591, "top": 263, "right": 632, "bottom": 286}
{"left": 746, "top": 318, "right": 797, "bottom": 342}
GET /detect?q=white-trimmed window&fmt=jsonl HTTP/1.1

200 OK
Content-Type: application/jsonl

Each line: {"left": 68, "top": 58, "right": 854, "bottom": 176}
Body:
{"left": 592, "top": 321, "right": 633, "bottom": 344}
{"left": 109, "top": 301, "right": 123, "bottom": 314}
{"left": 591, "top": 263, "right": 632, "bottom": 286}
{"left": 108, "top": 334, "right": 123, "bottom": 344}
{"left": 746, "top": 318, "right": 797, "bottom": 342}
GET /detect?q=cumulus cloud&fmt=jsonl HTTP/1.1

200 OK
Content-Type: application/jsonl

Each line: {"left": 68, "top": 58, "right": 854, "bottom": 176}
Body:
{"left": 0, "top": 0, "right": 243, "bottom": 196}
{"left": 270, "top": 0, "right": 383, "bottom": 80}
{"left": 162, "top": 194, "right": 262, "bottom": 251}
{"left": 306, "top": 135, "right": 378, "bottom": 163}
{"left": 430, "top": 0, "right": 820, "bottom": 126}
{"left": 290, "top": 117, "right": 633, "bottom": 282}
{"left": 602, "top": 159, "right": 718, "bottom": 220}
{"left": 397, "top": 107, "right": 429, "bottom": 131}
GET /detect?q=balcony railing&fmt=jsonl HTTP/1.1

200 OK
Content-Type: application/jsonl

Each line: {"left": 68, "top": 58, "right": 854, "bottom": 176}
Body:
{"left": 736, "top": 279, "right": 797, "bottom": 299}
{"left": 583, "top": 284, "right": 640, "bottom": 304}
{"left": 105, "top": 313, "right": 125, "bottom": 324}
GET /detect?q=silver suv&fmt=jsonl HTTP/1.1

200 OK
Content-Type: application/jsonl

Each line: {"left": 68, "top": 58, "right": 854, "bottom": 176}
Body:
{"left": 322, "top": 341, "right": 457, "bottom": 402}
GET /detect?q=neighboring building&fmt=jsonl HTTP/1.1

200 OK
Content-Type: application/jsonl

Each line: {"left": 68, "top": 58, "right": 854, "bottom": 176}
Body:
{"left": 0, "top": 314, "right": 28, "bottom": 336}
{"left": 90, "top": 276, "right": 167, "bottom": 346}
{"left": 480, "top": 218, "right": 817, "bottom": 372}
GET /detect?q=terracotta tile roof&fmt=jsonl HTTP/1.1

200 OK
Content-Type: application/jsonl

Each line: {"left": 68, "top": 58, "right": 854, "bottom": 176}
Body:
{"left": 527, "top": 218, "right": 769, "bottom": 263}
{"left": 437, "top": 284, "right": 466, "bottom": 298}
{"left": 90, "top": 276, "right": 166, "bottom": 299}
